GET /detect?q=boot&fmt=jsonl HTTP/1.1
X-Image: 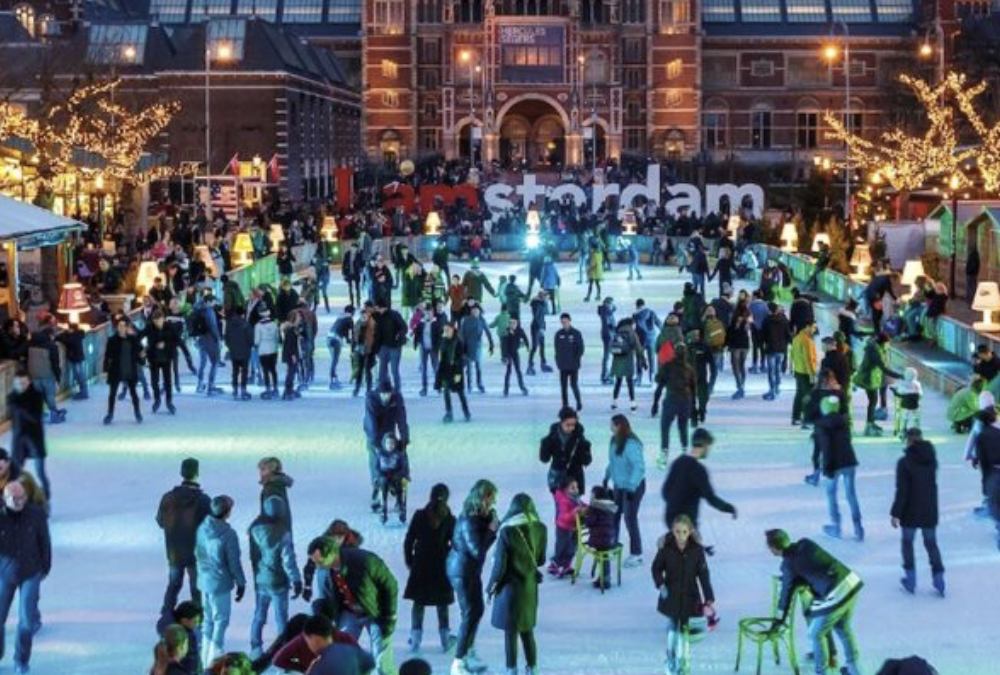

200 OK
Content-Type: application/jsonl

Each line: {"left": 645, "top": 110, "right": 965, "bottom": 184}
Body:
{"left": 823, "top": 524, "right": 842, "bottom": 539}
{"left": 103, "top": 414, "right": 113, "bottom": 425}
{"left": 440, "top": 628, "right": 457, "bottom": 653}
{"left": 443, "top": 412, "right": 454, "bottom": 423}
{"left": 657, "top": 450, "right": 669, "bottom": 470}
{"left": 853, "top": 518, "right": 865, "bottom": 542}
{"left": 408, "top": 629, "right": 422, "bottom": 654}
{"left": 152, "top": 400, "right": 161, "bottom": 413}
{"left": 241, "top": 388, "right": 252, "bottom": 401}
{"left": 900, "top": 568, "right": 916, "bottom": 594}
{"left": 465, "top": 650, "right": 488, "bottom": 672}
{"left": 863, "top": 422, "right": 883, "bottom": 437}
{"left": 167, "top": 403, "right": 177, "bottom": 415}
{"left": 932, "top": 571, "right": 946, "bottom": 597}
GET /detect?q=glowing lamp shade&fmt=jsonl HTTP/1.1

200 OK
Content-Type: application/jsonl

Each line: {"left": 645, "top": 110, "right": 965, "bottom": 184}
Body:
{"left": 232, "top": 232, "right": 254, "bottom": 267}
{"left": 425, "top": 211, "right": 442, "bottom": 237}
{"left": 780, "top": 222, "right": 799, "bottom": 252}
{"left": 972, "top": 282, "right": 1000, "bottom": 332}
{"left": 811, "top": 232, "right": 831, "bottom": 252}
{"left": 57, "top": 283, "right": 90, "bottom": 327}
{"left": 622, "top": 209, "right": 638, "bottom": 235}
{"left": 526, "top": 208, "right": 541, "bottom": 234}
{"left": 727, "top": 215, "right": 741, "bottom": 239}
{"left": 135, "top": 261, "right": 160, "bottom": 298}
{"left": 850, "top": 244, "right": 872, "bottom": 281}
{"left": 195, "top": 245, "right": 218, "bottom": 278}
{"left": 321, "top": 216, "right": 339, "bottom": 243}
{"left": 900, "top": 259, "right": 926, "bottom": 300}
{"left": 269, "top": 224, "right": 285, "bottom": 253}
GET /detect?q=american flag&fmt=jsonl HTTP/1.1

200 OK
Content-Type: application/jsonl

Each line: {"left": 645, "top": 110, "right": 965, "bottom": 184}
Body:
{"left": 211, "top": 181, "right": 239, "bottom": 220}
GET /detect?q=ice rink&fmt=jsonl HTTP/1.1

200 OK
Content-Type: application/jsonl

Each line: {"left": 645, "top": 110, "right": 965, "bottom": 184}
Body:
{"left": 8, "top": 260, "right": 995, "bottom": 675}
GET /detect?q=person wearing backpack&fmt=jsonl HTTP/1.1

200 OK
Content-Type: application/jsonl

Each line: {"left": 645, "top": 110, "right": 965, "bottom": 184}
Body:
{"left": 727, "top": 303, "right": 751, "bottom": 400}
{"left": 633, "top": 299, "right": 662, "bottom": 386}
{"left": 610, "top": 318, "right": 645, "bottom": 412}
{"left": 701, "top": 307, "right": 726, "bottom": 395}
{"left": 194, "top": 295, "right": 224, "bottom": 397}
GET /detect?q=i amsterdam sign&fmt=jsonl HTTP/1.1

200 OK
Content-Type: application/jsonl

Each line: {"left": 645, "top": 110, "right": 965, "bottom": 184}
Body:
{"left": 333, "top": 166, "right": 764, "bottom": 218}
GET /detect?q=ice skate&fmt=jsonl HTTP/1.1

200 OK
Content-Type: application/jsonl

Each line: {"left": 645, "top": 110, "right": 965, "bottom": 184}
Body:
{"left": 900, "top": 569, "right": 916, "bottom": 594}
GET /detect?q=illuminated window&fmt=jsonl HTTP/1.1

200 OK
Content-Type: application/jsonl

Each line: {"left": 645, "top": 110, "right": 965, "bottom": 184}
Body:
{"left": 875, "top": 0, "right": 911, "bottom": 22}
{"left": 382, "top": 91, "right": 400, "bottom": 107}
{"left": 701, "top": 0, "right": 734, "bottom": 22}
{"left": 327, "top": 0, "right": 362, "bottom": 22}
{"left": 830, "top": 0, "right": 873, "bottom": 21}
{"left": 87, "top": 24, "right": 148, "bottom": 65}
{"left": 14, "top": 3, "right": 36, "bottom": 35}
{"left": 208, "top": 19, "right": 246, "bottom": 62}
{"left": 151, "top": 0, "right": 189, "bottom": 22}
{"left": 785, "top": 0, "right": 827, "bottom": 22}
{"left": 237, "top": 0, "right": 278, "bottom": 21}
{"left": 190, "top": 0, "right": 233, "bottom": 22}
{"left": 373, "top": 0, "right": 405, "bottom": 33}
{"left": 666, "top": 59, "right": 683, "bottom": 80}
{"left": 660, "top": 0, "right": 690, "bottom": 24}
{"left": 282, "top": 0, "right": 324, "bottom": 22}
{"left": 382, "top": 59, "right": 399, "bottom": 78}
{"left": 665, "top": 90, "right": 683, "bottom": 108}
{"left": 741, "top": 0, "right": 780, "bottom": 21}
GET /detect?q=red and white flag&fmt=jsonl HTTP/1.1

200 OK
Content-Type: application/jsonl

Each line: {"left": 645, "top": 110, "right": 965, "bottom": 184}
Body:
{"left": 227, "top": 153, "right": 240, "bottom": 176}
{"left": 268, "top": 154, "right": 281, "bottom": 184}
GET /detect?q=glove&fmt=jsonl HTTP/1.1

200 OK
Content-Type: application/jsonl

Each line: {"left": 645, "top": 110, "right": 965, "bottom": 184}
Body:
{"left": 302, "top": 585, "right": 313, "bottom": 602}
{"left": 659, "top": 586, "right": 669, "bottom": 600}
{"left": 292, "top": 581, "right": 303, "bottom": 600}
{"left": 235, "top": 585, "right": 246, "bottom": 603}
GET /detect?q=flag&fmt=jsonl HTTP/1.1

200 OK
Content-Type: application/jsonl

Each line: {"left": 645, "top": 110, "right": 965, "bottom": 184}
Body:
{"left": 268, "top": 154, "right": 281, "bottom": 184}
{"left": 227, "top": 153, "right": 240, "bottom": 177}
{"left": 210, "top": 180, "right": 239, "bottom": 221}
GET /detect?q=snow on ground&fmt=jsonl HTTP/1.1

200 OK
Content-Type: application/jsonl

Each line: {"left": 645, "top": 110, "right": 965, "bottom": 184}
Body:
{"left": 5, "top": 261, "right": 995, "bottom": 675}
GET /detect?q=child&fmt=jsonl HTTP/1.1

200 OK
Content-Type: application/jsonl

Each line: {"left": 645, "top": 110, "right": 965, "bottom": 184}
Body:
{"left": 892, "top": 367, "right": 923, "bottom": 438}
{"left": 376, "top": 433, "right": 410, "bottom": 524}
{"left": 585, "top": 485, "right": 618, "bottom": 590}
{"left": 549, "top": 476, "right": 583, "bottom": 577}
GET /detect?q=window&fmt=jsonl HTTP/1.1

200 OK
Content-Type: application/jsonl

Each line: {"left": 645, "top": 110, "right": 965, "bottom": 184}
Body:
{"left": 623, "top": 0, "right": 645, "bottom": 23}
{"left": 787, "top": 56, "right": 828, "bottom": 85}
{"left": 87, "top": 24, "right": 148, "bottom": 65}
{"left": 373, "top": 0, "right": 405, "bottom": 32}
{"left": 190, "top": 0, "right": 233, "bottom": 22}
{"left": 420, "top": 69, "right": 439, "bottom": 88}
{"left": 423, "top": 99, "right": 438, "bottom": 117}
{"left": 703, "top": 111, "right": 727, "bottom": 149}
{"left": 417, "top": 0, "right": 442, "bottom": 22}
{"left": 583, "top": 51, "right": 608, "bottom": 84}
{"left": 328, "top": 0, "right": 362, "bottom": 22}
{"left": 237, "top": 0, "right": 278, "bottom": 20}
{"left": 701, "top": 0, "right": 735, "bottom": 22}
{"left": 785, "top": 0, "right": 827, "bottom": 22}
{"left": 797, "top": 111, "right": 819, "bottom": 148}
{"left": 625, "top": 69, "right": 645, "bottom": 89}
{"left": 626, "top": 98, "right": 642, "bottom": 122}
{"left": 664, "top": 90, "right": 683, "bottom": 107}
{"left": 382, "top": 91, "right": 399, "bottom": 107}
{"left": 421, "top": 39, "right": 440, "bottom": 63}
{"left": 740, "top": 0, "right": 781, "bottom": 22}
{"left": 625, "top": 129, "right": 644, "bottom": 151}
{"left": 703, "top": 56, "right": 737, "bottom": 86}
{"left": 624, "top": 39, "right": 643, "bottom": 63}
{"left": 830, "top": 0, "right": 873, "bottom": 21}
{"left": 150, "top": 0, "right": 188, "bottom": 22}
{"left": 283, "top": 0, "right": 324, "bottom": 22}
{"left": 420, "top": 130, "right": 439, "bottom": 152}
{"left": 381, "top": 59, "right": 399, "bottom": 78}
{"left": 666, "top": 59, "right": 683, "bottom": 80}
{"left": 581, "top": 0, "right": 604, "bottom": 22}
{"left": 660, "top": 0, "right": 690, "bottom": 24}
{"left": 842, "top": 111, "right": 862, "bottom": 136}
{"left": 848, "top": 58, "right": 865, "bottom": 78}
{"left": 208, "top": 19, "right": 246, "bottom": 61}
{"left": 749, "top": 59, "right": 774, "bottom": 77}
{"left": 751, "top": 109, "right": 772, "bottom": 148}
{"left": 875, "top": 0, "right": 911, "bottom": 22}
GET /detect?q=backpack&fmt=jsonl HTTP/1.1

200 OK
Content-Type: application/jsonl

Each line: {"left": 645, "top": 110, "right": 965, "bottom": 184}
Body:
{"left": 610, "top": 332, "right": 629, "bottom": 356}
{"left": 657, "top": 339, "right": 676, "bottom": 366}
{"left": 190, "top": 309, "right": 208, "bottom": 337}
{"left": 705, "top": 318, "right": 726, "bottom": 350}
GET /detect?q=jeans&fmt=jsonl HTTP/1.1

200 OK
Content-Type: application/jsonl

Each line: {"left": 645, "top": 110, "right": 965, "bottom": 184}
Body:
{"left": 250, "top": 588, "right": 289, "bottom": 652}
{"left": 339, "top": 610, "right": 395, "bottom": 675}
{"left": 627, "top": 260, "right": 642, "bottom": 280}
{"left": 792, "top": 373, "right": 813, "bottom": 422}
{"left": 692, "top": 272, "right": 706, "bottom": 296}
{"left": 504, "top": 353, "right": 526, "bottom": 393}
{"left": 260, "top": 353, "right": 278, "bottom": 392}
{"left": 231, "top": 358, "right": 249, "bottom": 392}
{"left": 107, "top": 377, "right": 140, "bottom": 417}
{"left": 69, "top": 361, "right": 88, "bottom": 397}
{"left": 201, "top": 590, "right": 232, "bottom": 667}
{"left": 283, "top": 360, "right": 298, "bottom": 395}
{"left": 601, "top": 337, "right": 612, "bottom": 381}
{"left": 444, "top": 386, "right": 469, "bottom": 417}
{"left": 0, "top": 573, "right": 41, "bottom": 669}
{"left": 451, "top": 574, "right": 484, "bottom": 660}
{"left": 825, "top": 467, "right": 862, "bottom": 530}
{"left": 465, "top": 344, "right": 485, "bottom": 390}
{"left": 730, "top": 348, "right": 747, "bottom": 393}
{"left": 150, "top": 363, "right": 174, "bottom": 406}
{"left": 664, "top": 616, "right": 688, "bottom": 675}
{"left": 552, "top": 527, "right": 576, "bottom": 567}
{"left": 613, "top": 481, "right": 645, "bottom": 556}
{"left": 419, "top": 345, "right": 439, "bottom": 393}
{"left": 197, "top": 338, "right": 220, "bottom": 389}
{"left": 901, "top": 527, "right": 944, "bottom": 573}
{"left": 411, "top": 603, "right": 450, "bottom": 631}
{"left": 765, "top": 353, "right": 784, "bottom": 394}
{"left": 328, "top": 336, "right": 343, "bottom": 381}
{"left": 660, "top": 398, "right": 690, "bottom": 451}
{"left": 641, "top": 342, "right": 656, "bottom": 383}
{"left": 560, "top": 369, "right": 582, "bottom": 409}
{"left": 806, "top": 596, "right": 861, "bottom": 675}
{"left": 528, "top": 327, "right": 546, "bottom": 368}
{"left": 162, "top": 564, "right": 198, "bottom": 614}
{"left": 33, "top": 377, "right": 58, "bottom": 415}
{"left": 378, "top": 346, "right": 402, "bottom": 391}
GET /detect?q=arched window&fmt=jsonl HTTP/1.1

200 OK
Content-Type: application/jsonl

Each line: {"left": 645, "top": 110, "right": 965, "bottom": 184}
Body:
{"left": 702, "top": 98, "right": 728, "bottom": 149}
{"left": 750, "top": 102, "right": 773, "bottom": 149}
{"left": 796, "top": 98, "right": 820, "bottom": 149}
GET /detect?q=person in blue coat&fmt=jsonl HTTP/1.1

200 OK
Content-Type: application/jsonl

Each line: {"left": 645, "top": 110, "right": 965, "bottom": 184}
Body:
{"left": 458, "top": 305, "right": 494, "bottom": 394}
{"left": 194, "top": 295, "right": 224, "bottom": 396}
{"left": 539, "top": 257, "right": 561, "bottom": 314}
{"left": 604, "top": 414, "right": 646, "bottom": 566}
{"left": 248, "top": 496, "right": 302, "bottom": 658}
{"left": 195, "top": 495, "right": 246, "bottom": 668}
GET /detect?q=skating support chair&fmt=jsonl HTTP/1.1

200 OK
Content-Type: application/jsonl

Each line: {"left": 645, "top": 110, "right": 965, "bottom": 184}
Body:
{"left": 735, "top": 575, "right": 802, "bottom": 675}
{"left": 571, "top": 512, "right": 623, "bottom": 594}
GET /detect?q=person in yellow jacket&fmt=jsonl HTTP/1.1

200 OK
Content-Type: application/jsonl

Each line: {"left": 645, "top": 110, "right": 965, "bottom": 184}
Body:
{"left": 791, "top": 322, "right": 818, "bottom": 426}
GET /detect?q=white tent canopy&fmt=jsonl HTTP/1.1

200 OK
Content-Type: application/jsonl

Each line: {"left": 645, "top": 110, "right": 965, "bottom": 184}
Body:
{"left": 0, "top": 194, "right": 84, "bottom": 241}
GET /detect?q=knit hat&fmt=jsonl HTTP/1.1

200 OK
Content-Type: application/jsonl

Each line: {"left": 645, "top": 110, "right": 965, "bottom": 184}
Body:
{"left": 180, "top": 458, "right": 199, "bottom": 481}
{"left": 211, "top": 495, "right": 233, "bottom": 518}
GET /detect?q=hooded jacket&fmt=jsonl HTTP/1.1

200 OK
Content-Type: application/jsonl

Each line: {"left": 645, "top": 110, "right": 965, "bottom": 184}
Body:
{"left": 776, "top": 538, "right": 862, "bottom": 621}
{"left": 539, "top": 422, "right": 593, "bottom": 492}
{"left": 260, "top": 472, "right": 294, "bottom": 530}
{"left": 195, "top": 515, "right": 246, "bottom": 594}
{"left": 651, "top": 534, "right": 713, "bottom": 625}
{"left": 584, "top": 498, "right": 618, "bottom": 549}
{"left": 314, "top": 547, "right": 398, "bottom": 635}
{"left": 605, "top": 435, "right": 645, "bottom": 493}
{"left": 791, "top": 328, "right": 818, "bottom": 376}
{"left": 814, "top": 413, "right": 858, "bottom": 477}
{"left": 0, "top": 501, "right": 51, "bottom": 583}
{"left": 157, "top": 481, "right": 212, "bottom": 566}
{"left": 890, "top": 440, "right": 939, "bottom": 529}
{"left": 249, "top": 496, "right": 301, "bottom": 592}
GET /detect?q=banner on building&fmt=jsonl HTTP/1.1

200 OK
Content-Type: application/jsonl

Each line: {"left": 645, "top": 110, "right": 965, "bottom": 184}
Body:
{"left": 499, "top": 25, "right": 565, "bottom": 84}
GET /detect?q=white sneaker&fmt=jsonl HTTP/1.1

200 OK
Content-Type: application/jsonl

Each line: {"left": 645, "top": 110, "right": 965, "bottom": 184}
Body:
{"left": 451, "top": 658, "right": 474, "bottom": 675}
{"left": 624, "top": 555, "right": 643, "bottom": 568}
{"left": 611, "top": 399, "right": 619, "bottom": 410}
{"left": 465, "top": 651, "right": 489, "bottom": 673}
{"left": 656, "top": 450, "right": 669, "bottom": 470}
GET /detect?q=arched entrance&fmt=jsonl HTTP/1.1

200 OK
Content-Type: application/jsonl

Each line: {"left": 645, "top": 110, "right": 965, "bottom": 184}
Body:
{"left": 496, "top": 97, "right": 568, "bottom": 168}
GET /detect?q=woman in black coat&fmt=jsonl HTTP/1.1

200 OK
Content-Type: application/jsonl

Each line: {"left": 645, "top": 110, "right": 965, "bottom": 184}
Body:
{"left": 651, "top": 514, "right": 714, "bottom": 675}
{"left": 404, "top": 483, "right": 457, "bottom": 654}
{"left": 891, "top": 432, "right": 945, "bottom": 595}
{"left": 446, "top": 479, "right": 498, "bottom": 675}
{"left": 487, "top": 493, "right": 547, "bottom": 675}
{"left": 103, "top": 316, "right": 144, "bottom": 424}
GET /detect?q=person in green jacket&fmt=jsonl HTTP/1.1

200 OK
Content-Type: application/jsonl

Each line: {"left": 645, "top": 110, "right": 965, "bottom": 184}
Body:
{"left": 400, "top": 260, "right": 425, "bottom": 321}
{"left": 947, "top": 375, "right": 985, "bottom": 433}
{"left": 487, "top": 494, "right": 547, "bottom": 675}
{"left": 853, "top": 333, "right": 902, "bottom": 436}
{"left": 462, "top": 260, "right": 496, "bottom": 303}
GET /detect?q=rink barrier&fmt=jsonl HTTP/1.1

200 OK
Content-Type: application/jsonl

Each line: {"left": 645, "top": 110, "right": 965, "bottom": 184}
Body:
{"left": 752, "top": 245, "right": 985, "bottom": 396}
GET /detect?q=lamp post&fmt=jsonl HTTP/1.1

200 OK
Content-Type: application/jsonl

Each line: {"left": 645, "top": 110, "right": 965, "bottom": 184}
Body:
{"left": 949, "top": 173, "right": 960, "bottom": 299}
{"left": 823, "top": 20, "right": 851, "bottom": 229}
{"left": 461, "top": 50, "right": 476, "bottom": 162}
{"left": 205, "top": 17, "right": 232, "bottom": 206}
{"left": 919, "top": 19, "right": 946, "bottom": 91}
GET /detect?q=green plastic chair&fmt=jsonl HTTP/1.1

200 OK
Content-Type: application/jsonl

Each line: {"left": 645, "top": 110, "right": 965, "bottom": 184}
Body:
{"left": 735, "top": 575, "right": 802, "bottom": 675}
{"left": 570, "top": 512, "right": 623, "bottom": 593}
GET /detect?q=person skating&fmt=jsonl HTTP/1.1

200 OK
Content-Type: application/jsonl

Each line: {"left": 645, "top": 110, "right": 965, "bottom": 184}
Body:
{"left": 411, "top": 302, "right": 445, "bottom": 397}
{"left": 685, "top": 330, "right": 715, "bottom": 427}
{"left": 487, "top": 493, "right": 547, "bottom": 675}
{"left": 193, "top": 295, "right": 224, "bottom": 396}
{"left": 656, "top": 344, "right": 695, "bottom": 470}
{"left": 584, "top": 241, "right": 603, "bottom": 302}
{"left": 143, "top": 310, "right": 179, "bottom": 413}
{"left": 437, "top": 323, "right": 471, "bottom": 423}
{"left": 662, "top": 428, "right": 737, "bottom": 530}
{"left": 309, "top": 537, "right": 399, "bottom": 675}
{"left": 891, "top": 428, "right": 945, "bottom": 596}
{"left": 553, "top": 313, "right": 585, "bottom": 411}
{"left": 157, "top": 458, "right": 212, "bottom": 619}
{"left": 633, "top": 299, "right": 662, "bottom": 386}
{"left": 327, "top": 305, "right": 355, "bottom": 389}
{"left": 375, "top": 434, "right": 410, "bottom": 524}
{"left": 764, "top": 529, "right": 864, "bottom": 675}
{"left": 610, "top": 318, "right": 645, "bottom": 411}
{"left": 7, "top": 369, "right": 50, "bottom": 502}
{"left": 500, "top": 318, "right": 530, "bottom": 397}
{"left": 791, "top": 322, "right": 818, "bottom": 426}
{"left": 727, "top": 302, "right": 751, "bottom": 399}
{"left": 761, "top": 302, "right": 792, "bottom": 401}
{"left": 375, "top": 303, "right": 408, "bottom": 392}
{"left": 248, "top": 496, "right": 302, "bottom": 659}
{"left": 56, "top": 321, "right": 88, "bottom": 400}
{"left": 459, "top": 305, "right": 494, "bottom": 394}
{"left": 447, "top": 480, "right": 498, "bottom": 675}
{"left": 803, "top": 368, "right": 849, "bottom": 485}
{"left": 540, "top": 256, "right": 561, "bottom": 314}
{"left": 502, "top": 275, "right": 528, "bottom": 321}
{"left": 254, "top": 308, "right": 280, "bottom": 399}
{"left": 195, "top": 495, "right": 247, "bottom": 669}
{"left": 549, "top": 476, "right": 584, "bottom": 576}
{"left": 342, "top": 242, "right": 364, "bottom": 307}
{"left": 280, "top": 311, "right": 302, "bottom": 401}
{"left": 224, "top": 307, "right": 254, "bottom": 401}
{"left": 364, "top": 382, "right": 410, "bottom": 513}
{"left": 353, "top": 303, "right": 378, "bottom": 397}
{"left": 26, "top": 316, "right": 66, "bottom": 423}
{"left": 854, "top": 333, "right": 902, "bottom": 436}
{"left": 605, "top": 414, "right": 646, "bottom": 567}
{"left": 651, "top": 515, "right": 714, "bottom": 675}
{"left": 0, "top": 482, "right": 50, "bottom": 675}
{"left": 598, "top": 297, "right": 616, "bottom": 384}
{"left": 104, "top": 316, "right": 145, "bottom": 425}
{"left": 258, "top": 457, "right": 294, "bottom": 531}
{"left": 814, "top": 396, "right": 865, "bottom": 542}
{"left": 539, "top": 406, "right": 593, "bottom": 493}
{"left": 526, "top": 291, "right": 552, "bottom": 376}
{"left": 404, "top": 484, "right": 457, "bottom": 655}
{"left": 461, "top": 260, "right": 495, "bottom": 304}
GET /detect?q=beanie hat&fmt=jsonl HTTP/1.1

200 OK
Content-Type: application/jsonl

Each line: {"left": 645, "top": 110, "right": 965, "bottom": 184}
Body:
{"left": 820, "top": 395, "right": 840, "bottom": 416}
{"left": 180, "top": 458, "right": 199, "bottom": 481}
{"left": 765, "top": 529, "right": 790, "bottom": 550}
{"left": 211, "top": 495, "right": 233, "bottom": 518}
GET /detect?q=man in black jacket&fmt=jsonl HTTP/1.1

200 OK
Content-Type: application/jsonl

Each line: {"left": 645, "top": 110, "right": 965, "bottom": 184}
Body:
{"left": 761, "top": 303, "right": 791, "bottom": 401}
{"left": 8, "top": 368, "right": 49, "bottom": 500}
{"left": 892, "top": 428, "right": 945, "bottom": 596}
{"left": 156, "top": 458, "right": 212, "bottom": 615}
{"left": 662, "top": 428, "right": 737, "bottom": 528}
{"left": 539, "top": 407, "right": 593, "bottom": 492}
{"left": 553, "top": 313, "right": 585, "bottom": 411}
{"left": 375, "top": 304, "right": 407, "bottom": 391}
{"left": 142, "top": 310, "right": 178, "bottom": 414}
{"left": 342, "top": 242, "right": 364, "bottom": 307}
{"left": 103, "top": 316, "right": 144, "bottom": 424}
{"left": 364, "top": 382, "right": 410, "bottom": 511}
{"left": 765, "top": 529, "right": 863, "bottom": 675}
{"left": 789, "top": 288, "right": 817, "bottom": 336}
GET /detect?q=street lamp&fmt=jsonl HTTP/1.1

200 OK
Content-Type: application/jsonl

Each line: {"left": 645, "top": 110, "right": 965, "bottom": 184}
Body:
{"left": 948, "top": 172, "right": 962, "bottom": 298}
{"left": 822, "top": 20, "right": 851, "bottom": 229}
{"left": 460, "top": 50, "right": 476, "bottom": 162}
{"left": 918, "top": 20, "right": 946, "bottom": 89}
{"left": 205, "top": 18, "right": 233, "bottom": 206}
